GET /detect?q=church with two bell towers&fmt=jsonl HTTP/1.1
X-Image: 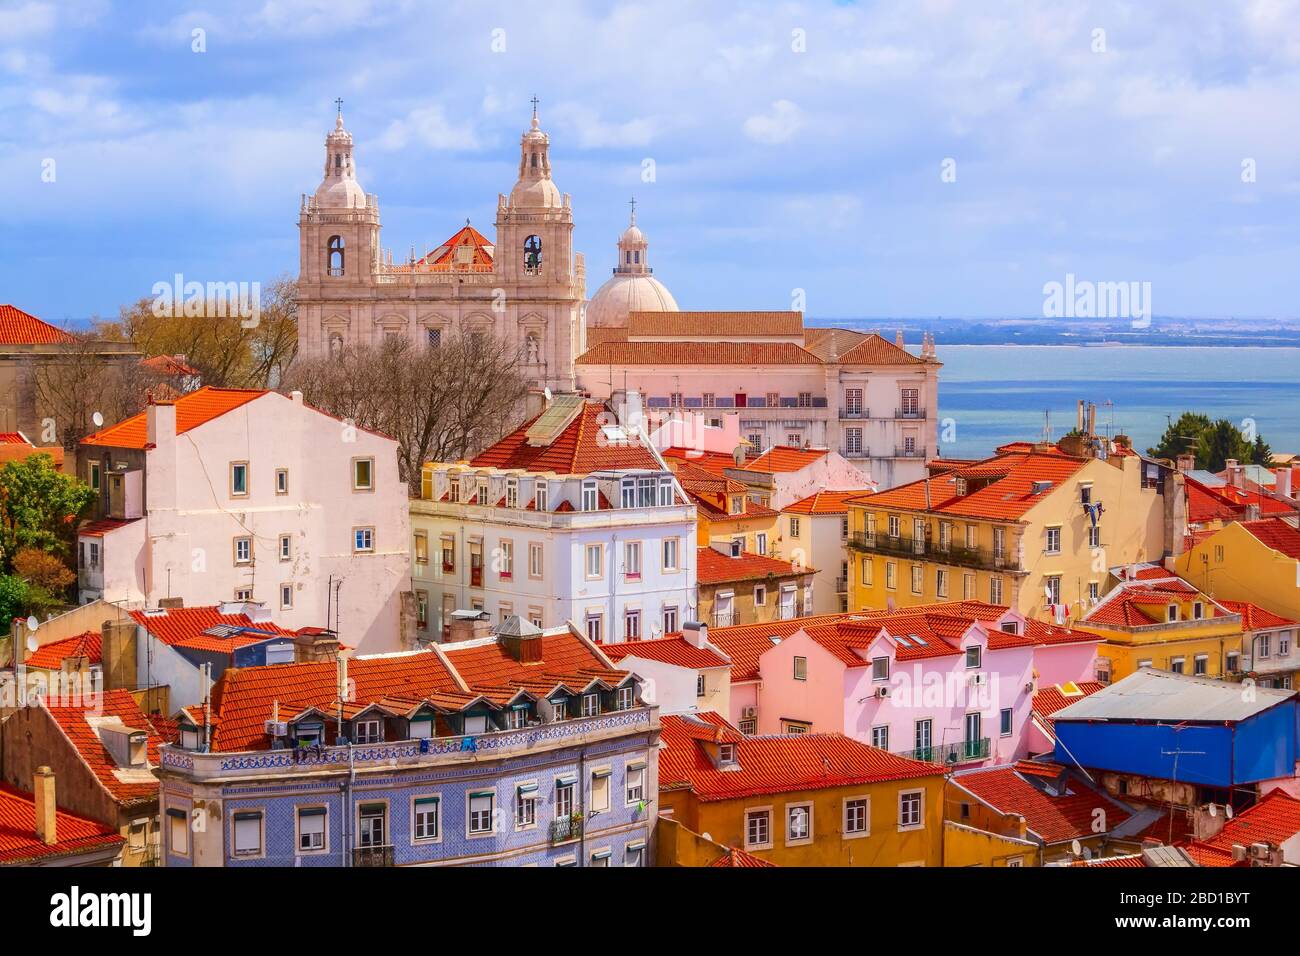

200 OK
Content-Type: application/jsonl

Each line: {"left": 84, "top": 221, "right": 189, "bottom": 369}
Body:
{"left": 296, "top": 100, "right": 598, "bottom": 393}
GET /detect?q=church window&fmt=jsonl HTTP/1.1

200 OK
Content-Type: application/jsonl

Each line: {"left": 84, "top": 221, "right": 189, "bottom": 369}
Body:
{"left": 334, "top": 153, "right": 342, "bottom": 171}
{"left": 625, "top": 251, "right": 631, "bottom": 265}
{"left": 530, "top": 152, "right": 538, "bottom": 169}
{"left": 427, "top": 328, "right": 441, "bottom": 349}
{"left": 633, "top": 252, "right": 640, "bottom": 264}
{"left": 327, "top": 235, "right": 345, "bottom": 277}
{"left": 523, "top": 235, "right": 542, "bottom": 275}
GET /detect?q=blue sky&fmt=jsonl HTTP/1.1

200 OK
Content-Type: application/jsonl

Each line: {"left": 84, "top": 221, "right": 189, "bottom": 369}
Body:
{"left": 4, "top": 0, "right": 1300, "bottom": 324}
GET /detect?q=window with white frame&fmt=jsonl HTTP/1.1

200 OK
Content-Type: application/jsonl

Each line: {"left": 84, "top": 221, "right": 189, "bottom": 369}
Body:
{"left": 585, "top": 614, "right": 602, "bottom": 644}
{"left": 505, "top": 478, "right": 518, "bottom": 508}
{"left": 1000, "top": 708, "right": 1013, "bottom": 736}
{"left": 468, "top": 793, "right": 494, "bottom": 834}
{"left": 793, "top": 655, "right": 807, "bottom": 681}
{"left": 626, "top": 765, "right": 645, "bottom": 804}
{"left": 616, "top": 686, "right": 634, "bottom": 710}
{"left": 990, "top": 575, "right": 1003, "bottom": 604}
{"left": 624, "top": 540, "right": 642, "bottom": 578}
{"left": 354, "top": 527, "right": 374, "bottom": 553}
{"left": 872, "top": 657, "right": 890, "bottom": 681}
{"left": 515, "top": 787, "right": 537, "bottom": 829}
{"left": 585, "top": 543, "right": 603, "bottom": 578}
{"left": 1044, "top": 575, "right": 1061, "bottom": 605}
{"left": 275, "top": 468, "right": 288, "bottom": 495}
{"left": 746, "top": 809, "right": 772, "bottom": 848}
{"left": 844, "top": 797, "right": 868, "bottom": 835}
{"left": 662, "top": 536, "right": 679, "bottom": 571}
{"left": 754, "top": 584, "right": 767, "bottom": 606}
{"left": 233, "top": 811, "right": 262, "bottom": 857}
{"left": 234, "top": 536, "right": 252, "bottom": 565}
{"left": 499, "top": 540, "right": 514, "bottom": 579}
{"left": 413, "top": 797, "right": 439, "bottom": 841}
{"left": 353, "top": 719, "right": 381, "bottom": 744}
{"left": 624, "top": 609, "right": 641, "bottom": 641}
{"left": 870, "top": 725, "right": 889, "bottom": 749}
{"left": 230, "top": 462, "right": 249, "bottom": 497}
{"left": 1044, "top": 526, "right": 1061, "bottom": 554}
{"left": 787, "top": 803, "right": 811, "bottom": 843}
{"left": 899, "top": 791, "right": 923, "bottom": 828}
{"left": 581, "top": 693, "right": 600, "bottom": 717}
{"left": 280, "top": 584, "right": 293, "bottom": 610}
{"left": 529, "top": 542, "right": 543, "bottom": 578}
{"left": 911, "top": 565, "right": 923, "bottom": 594}
{"left": 535, "top": 480, "right": 548, "bottom": 511}
{"left": 298, "top": 807, "right": 326, "bottom": 851}
{"left": 662, "top": 605, "right": 679, "bottom": 635}
{"left": 582, "top": 480, "right": 598, "bottom": 511}
{"left": 353, "top": 458, "right": 374, "bottom": 491}
{"left": 789, "top": 516, "right": 801, "bottom": 538}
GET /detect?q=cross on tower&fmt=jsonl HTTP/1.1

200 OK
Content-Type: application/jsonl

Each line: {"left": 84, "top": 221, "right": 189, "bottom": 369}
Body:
{"left": 335, "top": 97, "right": 344, "bottom": 117}
{"left": 530, "top": 95, "right": 540, "bottom": 118}
{"left": 629, "top": 196, "right": 637, "bottom": 217}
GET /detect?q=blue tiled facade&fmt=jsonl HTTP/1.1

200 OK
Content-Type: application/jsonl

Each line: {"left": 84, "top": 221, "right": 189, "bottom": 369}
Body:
{"left": 160, "top": 712, "right": 658, "bottom": 867}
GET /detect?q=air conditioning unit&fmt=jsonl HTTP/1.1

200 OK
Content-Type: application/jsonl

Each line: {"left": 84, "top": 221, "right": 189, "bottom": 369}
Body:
{"left": 264, "top": 720, "right": 288, "bottom": 737}
{"left": 741, "top": 706, "right": 758, "bottom": 719}
{"left": 875, "top": 686, "right": 890, "bottom": 699}
{"left": 970, "top": 673, "right": 987, "bottom": 686}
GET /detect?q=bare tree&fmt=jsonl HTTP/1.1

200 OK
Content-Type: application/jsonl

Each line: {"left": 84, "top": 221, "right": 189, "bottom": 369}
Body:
{"left": 30, "top": 333, "right": 161, "bottom": 449}
{"left": 284, "top": 333, "right": 530, "bottom": 489}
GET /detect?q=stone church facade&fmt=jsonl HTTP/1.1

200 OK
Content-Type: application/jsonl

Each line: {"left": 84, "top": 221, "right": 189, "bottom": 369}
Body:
{"left": 295, "top": 106, "right": 585, "bottom": 393}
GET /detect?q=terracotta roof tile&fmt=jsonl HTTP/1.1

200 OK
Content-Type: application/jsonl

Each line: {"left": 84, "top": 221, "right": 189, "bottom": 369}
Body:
{"left": 469, "top": 401, "right": 661, "bottom": 474}
{"left": 746, "top": 445, "right": 829, "bottom": 473}
{"left": 702, "top": 614, "right": 851, "bottom": 681}
{"left": 627, "top": 311, "right": 803, "bottom": 338}
{"left": 25, "top": 630, "right": 102, "bottom": 669}
{"left": 129, "top": 605, "right": 297, "bottom": 654}
{"left": 441, "top": 629, "right": 628, "bottom": 692}
{"left": 660, "top": 712, "right": 941, "bottom": 801}
{"left": 81, "top": 386, "right": 268, "bottom": 449}
{"left": 783, "top": 489, "right": 874, "bottom": 515}
{"left": 601, "top": 636, "right": 729, "bottom": 669}
{"left": 952, "top": 764, "right": 1130, "bottom": 844}
{"left": 709, "top": 846, "right": 778, "bottom": 867}
{"left": 0, "top": 305, "right": 77, "bottom": 345}
{"left": 1202, "top": 789, "right": 1300, "bottom": 853}
{"left": 1083, "top": 580, "right": 1222, "bottom": 629}
{"left": 1032, "top": 682, "right": 1106, "bottom": 722}
{"left": 1239, "top": 517, "right": 1300, "bottom": 559}
{"left": 661, "top": 447, "right": 740, "bottom": 477}
{"left": 696, "top": 547, "right": 812, "bottom": 586}
{"left": 44, "top": 690, "right": 161, "bottom": 806}
{"left": 1218, "top": 600, "right": 1297, "bottom": 631}
{"left": 0, "top": 783, "right": 122, "bottom": 865}
{"left": 77, "top": 517, "right": 141, "bottom": 537}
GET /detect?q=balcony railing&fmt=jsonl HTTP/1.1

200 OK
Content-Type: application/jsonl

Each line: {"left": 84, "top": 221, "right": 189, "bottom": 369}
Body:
{"left": 848, "top": 533, "right": 1022, "bottom": 573}
{"left": 550, "top": 814, "right": 583, "bottom": 844}
{"left": 352, "top": 844, "right": 394, "bottom": 867}
{"left": 899, "top": 738, "right": 990, "bottom": 766}
{"left": 894, "top": 407, "right": 927, "bottom": 420}
{"left": 835, "top": 576, "right": 848, "bottom": 593}
{"left": 713, "top": 610, "right": 735, "bottom": 627}
{"left": 893, "top": 446, "right": 927, "bottom": 459}
{"left": 839, "top": 407, "right": 869, "bottom": 420}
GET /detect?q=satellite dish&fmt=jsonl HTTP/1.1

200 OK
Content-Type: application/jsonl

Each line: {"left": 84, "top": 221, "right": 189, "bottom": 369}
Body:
{"left": 1209, "top": 803, "right": 1217, "bottom": 818}
{"left": 1082, "top": 846, "right": 1093, "bottom": 860}
{"left": 1226, "top": 804, "right": 1234, "bottom": 819}
{"left": 543, "top": 387, "right": 552, "bottom": 402}
{"left": 1071, "top": 839, "right": 1082, "bottom": 856}
{"left": 25, "top": 615, "right": 38, "bottom": 632}
{"left": 25, "top": 634, "right": 38, "bottom": 653}
{"left": 701, "top": 831, "right": 712, "bottom": 842}
{"left": 92, "top": 411, "right": 104, "bottom": 428}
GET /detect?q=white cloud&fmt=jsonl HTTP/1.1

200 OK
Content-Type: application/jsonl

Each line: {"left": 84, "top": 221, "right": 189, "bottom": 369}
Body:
{"left": 743, "top": 99, "right": 803, "bottom": 144}
{"left": 0, "top": 2, "right": 56, "bottom": 41}
{"left": 377, "top": 105, "right": 480, "bottom": 151}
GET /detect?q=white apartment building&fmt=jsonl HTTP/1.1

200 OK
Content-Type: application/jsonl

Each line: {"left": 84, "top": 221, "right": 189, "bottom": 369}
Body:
{"left": 410, "top": 395, "right": 697, "bottom": 643}
{"left": 77, "top": 387, "right": 412, "bottom": 654}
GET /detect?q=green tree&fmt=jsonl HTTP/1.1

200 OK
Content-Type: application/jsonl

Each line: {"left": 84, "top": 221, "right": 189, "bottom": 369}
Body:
{"left": 1147, "top": 411, "right": 1269, "bottom": 472}
{"left": 0, "top": 575, "right": 30, "bottom": 630}
{"left": 0, "top": 455, "right": 96, "bottom": 572}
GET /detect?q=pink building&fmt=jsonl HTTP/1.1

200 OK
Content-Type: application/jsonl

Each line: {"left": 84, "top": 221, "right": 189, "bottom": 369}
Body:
{"left": 77, "top": 388, "right": 411, "bottom": 653}
{"left": 706, "top": 601, "right": 1098, "bottom": 767}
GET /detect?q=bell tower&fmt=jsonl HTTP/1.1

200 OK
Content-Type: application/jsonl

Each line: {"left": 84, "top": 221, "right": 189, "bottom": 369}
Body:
{"left": 298, "top": 101, "right": 380, "bottom": 286}
{"left": 495, "top": 100, "right": 575, "bottom": 286}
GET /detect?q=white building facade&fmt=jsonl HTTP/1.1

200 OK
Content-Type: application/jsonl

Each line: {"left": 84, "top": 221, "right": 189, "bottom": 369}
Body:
{"left": 409, "top": 398, "right": 697, "bottom": 644}
{"left": 77, "top": 388, "right": 412, "bottom": 653}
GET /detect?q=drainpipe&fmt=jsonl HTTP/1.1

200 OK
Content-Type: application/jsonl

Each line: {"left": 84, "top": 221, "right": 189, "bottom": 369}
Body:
{"left": 578, "top": 747, "right": 587, "bottom": 866}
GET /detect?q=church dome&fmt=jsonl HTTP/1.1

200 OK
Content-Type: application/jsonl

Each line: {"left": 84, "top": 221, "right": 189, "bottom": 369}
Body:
{"left": 314, "top": 109, "right": 369, "bottom": 208}
{"left": 585, "top": 200, "right": 678, "bottom": 328}
{"left": 508, "top": 114, "right": 564, "bottom": 209}
{"left": 587, "top": 273, "right": 679, "bottom": 328}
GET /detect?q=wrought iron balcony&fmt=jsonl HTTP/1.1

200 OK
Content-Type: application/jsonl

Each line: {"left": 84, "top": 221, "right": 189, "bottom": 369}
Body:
{"left": 352, "top": 844, "right": 394, "bottom": 867}
{"left": 898, "top": 738, "right": 990, "bottom": 766}
{"left": 550, "top": 814, "right": 583, "bottom": 844}
{"left": 893, "top": 445, "right": 927, "bottom": 459}
{"left": 835, "top": 576, "right": 848, "bottom": 593}
{"left": 839, "top": 407, "right": 869, "bottom": 420}
{"left": 894, "top": 407, "right": 927, "bottom": 420}
{"left": 847, "top": 533, "right": 1021, "bottom": 573}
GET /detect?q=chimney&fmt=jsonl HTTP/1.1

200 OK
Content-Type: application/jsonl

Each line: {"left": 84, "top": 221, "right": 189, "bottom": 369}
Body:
{"left": 1175, "top": 453, "right": 1195, "bottom": 474}
{"left": 895, "top": 329, "right": 905, "bottom": 348}
{"left": 1086, "top": 403, "right": 1097, "bottom": 437}
{"left": 623, "top": 390, "right": 644, "bottom": 434}
{"left": 336, "top": 654, "right": 349, "bottom": 702}
{"left": 291, "top": 390, "right": 304, "bottom": 405}
{"left": 1225, "top": 459, "right": 1239, "bottom": 487}
{"left": 1277, "top": 469, "right": 1293, "bottom": 499}
{"left": 100, "top": 619, "right": 138, "bottom": 692}
{"left": 12, "top": 617, "right": 28, "bottom": 667}
{"left": 496, "top": 616, "right": 545, "bottom": 664}
{"left": 158, "top": 596, "right": 184, "bottom": 609}
{"left": 33, "top": 766, "right": 56, "bottom": 845}
{"left": 146, "top": 400, "right": 177, "bottom": 447}
{"left": 683, "top": 621, "right": 709, "bottom": 648}
{"left": 1076, "top": 400, "right": 1085, "bottom": 433}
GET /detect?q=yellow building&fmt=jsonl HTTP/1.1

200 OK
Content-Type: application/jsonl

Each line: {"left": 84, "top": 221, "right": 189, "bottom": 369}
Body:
{"left": 695, "top": 545, "right": 815, "bottom": 628}
{"left": 1076, "top": 569, "right": 1245, "bottom": 683}
{"left": 846, "top": 439, "right": 1177, "bottom": 622}
{"left": 668, "top": 460, "right": 780, "bottom": 554}
{"left": 657, "top": 712, "right": 945, "bottom": 867}
{"left": 1175, "top": 517, "right": 1300, "bottom": 621}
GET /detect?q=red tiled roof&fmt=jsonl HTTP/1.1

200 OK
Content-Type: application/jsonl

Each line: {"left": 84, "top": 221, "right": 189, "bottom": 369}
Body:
{"left": 627, "top": 311, "right": 802, "bottom": 338}
{"left": 659, "top": 712, "right": 941, "bottom": 801}
{"left": 441, "top": 630, "right": 628, "bottom": 696}
{"left": 1083, "top": 580, "right": 1222, "bottom": 628}
{"left": 576, "top": 341, "right": 823, "bottom": 366}
{"left": 0, "top": 432, "right": 29, "bottom": 444}
{"left": 0, "top": 783, "right": 123, "bottom": 865}
{"left": 661, "top": 447, "right": 741, "bottom": 477}
{"left": 1239, "top": 517, "right": 1300, "bottom": 559}
{"left": 783, "top": 489, "right": 874, "bottom": 515}
{"left": 209, "top": 649, "right": 464, "bottom": 751}
{"left": 702, "top": 613, "right": 851, "bottom": 681}
{"left": 833, "top": 333, "right": 925, "bottom": 366}
{"left": 414, "top": 224, "right": 494, "bottom": 268}
{"left": 1217, "top": 600, "right": 1297, "bottom": 631}
{"left": 1032, "top": 682, "right": 1106, "bottom": 722}
{"left": 746, "top": 445, "right": 829, "bottom": 473}
{"left": 140, "top": 354, "right": 200, "bottom": 376}
{"left": 81, "top": 387, "right": 268, "bottom": 449}
{"left": 710, "top": 846, "right": 777, "bottom": 867}
{"left": 44, "top": 690, "right": 161, "bottom": 806}
{"left": 1180, "top": 842, "right": 1238, "bottom": 867}
{"left": 129, "top": 605, "right": 297, "bottom": 654}
{"left": 1202, "top": 789, "right": 1300, "bottom": 853}
{"left": 952, "top": 765, "right": 1130, "bottom": 844}
{"left": 469, "top": 401, "right": 661, "bottom": 474}
{"left": 1073, "top": 854, "right": 1145, "bottom": 867}
{"left": 25, "top": 630, "right": 102, "bottom": 669}
{"left": 0, "top": 305, "right": 77, "bottom": 345}
{"left": 77, "top": 517, "right": 141, "bottom": 537}
{"left": 601, "top": 636, "right": 729, "bottom": 669}
{"left": 696, "top": 547, "right": 812, "bottom": 586}
{"left": 1186, "top": 477, "right": 1294, "bottom": 522}
{"left": 864, "top": 449, "right": 1087, "bottom": 521}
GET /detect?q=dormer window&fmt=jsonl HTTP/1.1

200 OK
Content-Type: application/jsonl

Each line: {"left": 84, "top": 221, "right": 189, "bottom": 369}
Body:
{"left": 965, "top": 646, "right": 982, "bottom": 669}
{"left": 719, "top": 743, "right": 736, "bottom": 764}
{"left": 1167, "top": 604, "right": 1179, "bottom": 622}
{"left": 353, "top": 719, "right": 381, "bottom": 744}
{"left": 1000, "top": 621, "right": 1019, "bottom": 635}
{"left": 955, "top": 477, "right": 968, "bottom": 496}
{"left": 621, "top": 478, "right": 635, "bottom": 508}
{"left": 581, "top": 693, "right": 600, "bottom": 717}
{"left": 730, "top": 496, "right": 744, "bottom": 515}
{"left": 616, "top": 686, "right": 635, "bottom": 710}
{"left": 872, "top": 657, "right": 890, "bottom": 682}
{"left": 506, "top": 478, "right": 518, "bottom": 509}
{"left": 658, "top": 476, "right": 674, "bottom": 506}
{"left": 1193, "top": 601, "right": 1204, "bottom": 620}
{"left": 582, "top": 480, "right": 598, "bottom": 512}
{"left": 535, "top": 480, "right": 548, "bottom": 511}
